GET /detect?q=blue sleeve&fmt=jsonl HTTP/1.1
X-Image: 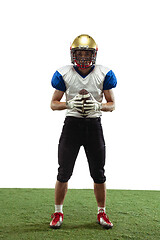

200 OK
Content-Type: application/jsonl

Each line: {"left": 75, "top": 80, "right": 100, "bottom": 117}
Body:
{"left": 103, "top": 70, "right": 117, "bottom": 90}
{"left": 51, "top": 71, "right": 66, "bottom": 92}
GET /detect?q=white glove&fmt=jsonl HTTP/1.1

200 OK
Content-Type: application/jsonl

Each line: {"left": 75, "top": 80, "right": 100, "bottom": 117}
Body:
{"left": 66, "top": 93, "right": 83, "bottom": 110}
{"left": 83, "top": 93, "right": 102, "bottom": 114}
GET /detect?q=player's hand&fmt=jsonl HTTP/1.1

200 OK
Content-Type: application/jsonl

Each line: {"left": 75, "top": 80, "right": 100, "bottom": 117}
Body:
{"left": 83, "top": 93, "right": 102, "bottom": 113}
{"left": 66, "top": 94, "right": 83, "bottom": 110}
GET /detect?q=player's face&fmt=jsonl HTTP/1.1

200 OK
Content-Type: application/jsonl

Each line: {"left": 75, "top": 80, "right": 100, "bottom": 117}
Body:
{"left": 74, "top": 50, "right": 93, "bottom": 69}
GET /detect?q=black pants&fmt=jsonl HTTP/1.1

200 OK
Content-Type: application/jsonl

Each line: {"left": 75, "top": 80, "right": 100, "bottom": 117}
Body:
{"left": 57, "top": 116, "right": 106, "bottom": 184}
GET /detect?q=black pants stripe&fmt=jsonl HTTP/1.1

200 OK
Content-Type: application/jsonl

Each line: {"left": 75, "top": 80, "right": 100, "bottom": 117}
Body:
{"left": 57, "top": 116, "right": 106, "bottom": 184}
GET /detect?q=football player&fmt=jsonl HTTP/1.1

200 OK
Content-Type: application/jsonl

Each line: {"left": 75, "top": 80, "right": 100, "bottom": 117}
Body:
{"left": 50, "top": 34, "right": 117, "bottom": 229}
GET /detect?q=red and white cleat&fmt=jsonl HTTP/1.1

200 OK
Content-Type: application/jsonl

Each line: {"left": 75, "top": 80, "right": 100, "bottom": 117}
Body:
{"left": 50, "top": 212, "right": 64, "bottom": 229}
{"left": 97, "top": 209, "right": 113, "bottom": 229}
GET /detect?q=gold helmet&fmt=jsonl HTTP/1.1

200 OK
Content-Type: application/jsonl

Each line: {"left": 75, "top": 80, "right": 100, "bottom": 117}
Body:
{"left": 70, "top": 34, "right": 98, "bottom": 69}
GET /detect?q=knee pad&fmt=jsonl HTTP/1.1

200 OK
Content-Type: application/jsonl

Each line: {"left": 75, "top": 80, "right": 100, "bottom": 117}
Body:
{"left": 90, "top": 169, "right": 106, "bottom": 184}
{"left": 57, "top": 168, "right": 73, "bottom": 183}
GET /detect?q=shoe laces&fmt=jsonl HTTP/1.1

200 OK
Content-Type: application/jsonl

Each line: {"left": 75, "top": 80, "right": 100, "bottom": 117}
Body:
{"left": 51, "top": 212, "right": 63, "bottom": 223}
{"left": 98, "top": 211, "right": 111, "bottom": 223}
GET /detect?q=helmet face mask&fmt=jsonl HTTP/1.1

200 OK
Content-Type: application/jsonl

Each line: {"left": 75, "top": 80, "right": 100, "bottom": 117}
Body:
{"left": 72, "top": 49, "right": 96, "bottom": 69}
{"left": 70, "top": 34, "right": 98, "bottom": 69}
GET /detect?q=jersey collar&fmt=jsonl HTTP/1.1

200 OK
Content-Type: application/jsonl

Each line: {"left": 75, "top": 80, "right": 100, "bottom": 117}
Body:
{"left": 73, "top": 65, "right": 95, "bottom": 78}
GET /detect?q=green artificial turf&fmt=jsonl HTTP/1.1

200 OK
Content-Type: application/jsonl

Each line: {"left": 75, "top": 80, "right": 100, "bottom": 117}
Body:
{"left": 0, "top": 189, "right": 159, "bottom": 240}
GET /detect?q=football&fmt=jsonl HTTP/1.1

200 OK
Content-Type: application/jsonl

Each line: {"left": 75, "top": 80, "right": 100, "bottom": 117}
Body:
{"left": 76, "top": 89, "right": 92, "bottom": 117}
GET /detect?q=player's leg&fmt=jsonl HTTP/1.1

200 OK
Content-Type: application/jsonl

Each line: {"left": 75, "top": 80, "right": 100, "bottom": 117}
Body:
{"left": 50, "top": 117, "right": 81, "bottom": 229}
{"left": 55, "top": 180, "right": 68, "bottom": 205}
{"left": 84, "top": 118, "right": 106, "bottom": 185}
{"left": 94, "top": 182, "right": 106, "bottom": 208}
{"left": 84, "top": 118, "right": 113, "bottom": 229}
{"left": 49, "top": 180, "right": 68, "bottom": 229}
{"left": 50, "top": 145, "right": 80, "bottom": 229}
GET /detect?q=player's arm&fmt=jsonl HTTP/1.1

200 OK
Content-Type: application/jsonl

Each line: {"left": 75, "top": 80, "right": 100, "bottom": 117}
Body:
{"left": 101, "top": 89, "right": 115, "bottom": 112}
{"left": 50, "top": 90, "right": 67, "bottom": 111}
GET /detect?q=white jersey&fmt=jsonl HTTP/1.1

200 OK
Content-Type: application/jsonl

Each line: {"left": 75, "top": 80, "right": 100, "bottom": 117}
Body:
{"left": 51, "top": 65, "right": 117, "bottom": 118}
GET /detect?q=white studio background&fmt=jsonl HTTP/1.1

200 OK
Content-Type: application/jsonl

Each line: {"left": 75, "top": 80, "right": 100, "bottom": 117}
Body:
{"left": 0, "top": 0, "right": 160, "bottom": 190}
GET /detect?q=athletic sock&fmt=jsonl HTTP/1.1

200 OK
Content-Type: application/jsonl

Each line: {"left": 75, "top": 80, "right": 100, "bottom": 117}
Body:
{"left": 98, "top": 207, "right": 106, "bottom": 213}
{"left": 55, "top": 205, "right": 63, "bottom": 213}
